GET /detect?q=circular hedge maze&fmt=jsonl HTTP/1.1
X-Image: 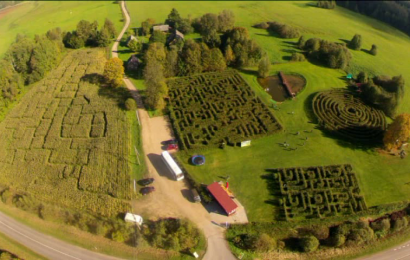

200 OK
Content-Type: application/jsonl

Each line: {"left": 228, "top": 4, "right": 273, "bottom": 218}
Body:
{"left": 312, "top": 89, "right": 387, "bottom": 142}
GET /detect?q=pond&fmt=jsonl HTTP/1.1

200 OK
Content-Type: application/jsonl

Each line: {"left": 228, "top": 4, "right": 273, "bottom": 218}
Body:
{"left": 258, "top": 73, "right": 306, "bottom": 102}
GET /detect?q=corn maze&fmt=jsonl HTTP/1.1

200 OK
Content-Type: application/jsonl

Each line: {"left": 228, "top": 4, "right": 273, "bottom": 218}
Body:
{"left": 0, "top": 49, "right": 131, "bottom": 217}
{"left": 167, "top": 71, "right": 282, "bottom": 149}
{"left": 312, "top": 89, "right": 387, "bottom": 142}
{"left": 268, "top": 164, "right": 367, "bottom": 220}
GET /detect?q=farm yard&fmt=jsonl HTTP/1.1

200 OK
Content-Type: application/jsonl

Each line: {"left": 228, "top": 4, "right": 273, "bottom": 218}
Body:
{"left": 168, "top": 71, "right": 282, "bottom": 150}
{"left": 0, "top": 49, "right": 132, "bottom": 217}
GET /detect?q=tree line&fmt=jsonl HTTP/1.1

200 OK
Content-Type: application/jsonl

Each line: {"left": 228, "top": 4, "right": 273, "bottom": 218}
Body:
{"left": 142, "top": 8, "right": 265, "bottom": 110}
{"left": 0, "top": 19, "right": 117, "bottom": 113}
{"left": 336, "top": 1, "right": 410, "bottom": 37}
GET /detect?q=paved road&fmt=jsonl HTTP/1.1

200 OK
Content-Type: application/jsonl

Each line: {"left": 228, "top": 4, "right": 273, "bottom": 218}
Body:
{"left": 360, "top": 240, "right": 410, "bottom": 260}
{"left": 114, "top": 2, "right": 238, "bottom": 260}
{"left": 0, "top": 211, "right": 120, "bottom": 260}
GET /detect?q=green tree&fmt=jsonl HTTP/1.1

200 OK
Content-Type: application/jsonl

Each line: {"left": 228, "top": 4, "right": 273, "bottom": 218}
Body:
{"left": 0, "top": 60, "right": 23, "bottom": 102}
{"left": 96, "top": 27, "right": 111, "bottom": 47}
{"left": 297, "top": 35, "right": 306, "bottom": 49}
{"left": 357, "top": 71, "right": 368, "bottom": 84}
{"left": 202, "top": 47, "right": 226, "bottom": 72}
{"left": 125, "top": 98, "right": 137, "bottom": 110}
{"left": 349, "top": 34, "right": 362, "bottom": 50}
{"left": 76, "top": 20, "right": 99, "bottom": 46}
{"left": 4, "top": 35, "right": 34, "bottom": 77}
{"left": 141, "top": 18, "right": 155, "bottom": 36}
{"left": 144, "top": 59, "right": 167, "bottom": 110}
{"left": 299, "top": 236, "right": 319, "bottom": 252}
{"left": 370, "top": 44, "right": 377, "bottom": 55}
{"left": 179, "top": 39, "right": 203, "bottom": 75}
{"left": 224, "top": 45, "right": 235, "bottom": 65}
{"left": 291, "top": 53, "right": 306, "bottom": 61}
{"left": 150, "top": 30, "right": 166, "bottom": 44}
{"left": 200, "top": 13, "right": 219, "bottom": 35}
{"left": 253, "top": 233, "right": 276, "bottom": 252}
{"left": 178, "top": 18, "right": 194, "bottom": 34}
{"left": 166, "top": 8, "right": 182, "bottom": 28}
{"left": 63, "top": 32, "right": 85, "bottom": 49}
{"left": 164, "top": 46, "right": 179, "bottom": 77}
{"left": 103, "top": 57, "right": 124, "bottom": 87}
{"left": 258, "top": 56, "right": 270, "bottom": 78}
{"left": 203, "top": 29, "right": 221, "bottom": 48}
{"left": 103, "top": 18, "right": 117, "bottom": 38}
{"left": 218, "top": 10, "right": 235, "bottom": 33}
{"left": 127, "top": 39, "right": 140, "bottom": 52}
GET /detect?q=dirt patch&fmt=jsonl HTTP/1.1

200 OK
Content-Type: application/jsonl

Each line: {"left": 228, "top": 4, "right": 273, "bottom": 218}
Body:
{"left": 0, "top": 4, "right": 23, "bottom": 19}
{"left": 258, "top": 73, "right": 306, "bottom": 102}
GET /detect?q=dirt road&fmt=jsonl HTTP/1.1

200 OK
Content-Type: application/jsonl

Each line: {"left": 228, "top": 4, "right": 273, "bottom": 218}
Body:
{"left": 115, "top": 2, "right": 239, "bottom": 259}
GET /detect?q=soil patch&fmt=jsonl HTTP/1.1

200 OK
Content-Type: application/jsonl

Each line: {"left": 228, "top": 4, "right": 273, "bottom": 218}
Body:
{"left": 258, "top": 73, "right": 306, "bottom": 102}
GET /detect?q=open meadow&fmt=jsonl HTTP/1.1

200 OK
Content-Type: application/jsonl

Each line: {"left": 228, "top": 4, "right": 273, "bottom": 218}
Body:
{"left": 120, "top": 1, "right": 410, "bottom": 222}
{"left": 0, "top": 1, "right": 123, "bottom": 57}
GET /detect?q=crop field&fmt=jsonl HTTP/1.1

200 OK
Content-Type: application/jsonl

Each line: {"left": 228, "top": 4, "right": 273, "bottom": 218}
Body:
{"left": 167, "top": 71, "right": 282, "bottom": 149}
{"left": 0, "top": 49, "right": 131, "bottom": 217}
{"left": 0, "top": 1, "right": 123, "bottom": 57}
{"left": 312, "top": 89, "right": 387, "bottom": 142}
{"left": 268, "top": 164, "right": 367, "bottom": 221}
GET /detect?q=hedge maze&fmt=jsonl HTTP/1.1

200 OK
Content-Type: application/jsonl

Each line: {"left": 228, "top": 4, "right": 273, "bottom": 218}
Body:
{"left": 167, "top": 71, "right": 282, "bottom": 149}
{"left": 0, "top": 49, "right": 131, "bottom": 217}
{"left": 269, "top": 164, "right": 367, "bottom": 220}
{"left": 312, "top": 89, "right": 387, "bottom": 142}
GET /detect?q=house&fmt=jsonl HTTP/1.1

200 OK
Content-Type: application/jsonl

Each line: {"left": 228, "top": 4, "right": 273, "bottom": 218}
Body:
{"left": 167, "top": 29, "right": 184, "bottom": 45}
{"left": 152, "top": 24, "right": 170, "bottom": 32}
{"left": 126, "top": 55, "right": 140, "bottom": 71}
{"left": 207, "top": 182, "right": 238, "bottom": 216}
{"left": 126, "top": 35, "right": 138, "bottom": 45}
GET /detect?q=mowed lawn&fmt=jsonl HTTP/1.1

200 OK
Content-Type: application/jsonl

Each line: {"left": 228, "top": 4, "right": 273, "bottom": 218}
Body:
{"left": 0, "top": 1, "right": 123, "bottom": 57}
{"left": 126, "top": 1, "right": 410, "bottom": 222}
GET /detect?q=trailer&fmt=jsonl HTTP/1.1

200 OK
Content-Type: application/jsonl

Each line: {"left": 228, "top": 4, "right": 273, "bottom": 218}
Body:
{"left": 161, "top": 151, "right": 184, "bottom": 181}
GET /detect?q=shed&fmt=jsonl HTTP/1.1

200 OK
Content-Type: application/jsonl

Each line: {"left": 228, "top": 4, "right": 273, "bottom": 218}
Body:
{"left": 153, "top": 24, "right": 170, "bottom": 32}
{"left": 167, "top": 29, "right": 184, "bottom": 45}
{"left": 126, "top": 35, "right": 138, "bottom": 45}
{"left": 207, "top": 182, "right": 238, "bottom": 216}
{"left": 126, "top": 55, "right": 141, "bottom": 71}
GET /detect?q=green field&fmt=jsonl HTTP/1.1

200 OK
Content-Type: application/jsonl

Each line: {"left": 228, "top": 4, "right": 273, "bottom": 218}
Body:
{"left": 119, "top": 1, "right": 410, "bottom": 222}
{"left": 0, "top": 1, "right": 123, "bottom": 57}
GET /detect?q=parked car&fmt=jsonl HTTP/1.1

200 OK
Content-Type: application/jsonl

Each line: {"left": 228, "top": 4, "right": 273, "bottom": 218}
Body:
{"left": 164, "top": 139, "right": 178, "bottom": 145}
{"left": 139, "top": 178, "right": 154, "bottom": 186}
{"left": 140, "top": 187, "right": 155, "bottom": 195}
{"left": 167, "top": 143, "right": 179, "bottom": 150}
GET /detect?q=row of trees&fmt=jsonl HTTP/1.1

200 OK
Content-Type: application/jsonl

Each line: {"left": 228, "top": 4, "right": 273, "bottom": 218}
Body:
{"left": 336, "top": 1, "right": 410, "bottom": 37}
{"left": 63, "top": 19, "right": 117, "bottom": 49}
{"left": 317, "top": 0, "right": 336, "bottom": 9}
{"left": 253, "top": 21, "right": 300, "bottom": 39}
{"left": 299, "top": 37, "right": 352, "bottom": 69}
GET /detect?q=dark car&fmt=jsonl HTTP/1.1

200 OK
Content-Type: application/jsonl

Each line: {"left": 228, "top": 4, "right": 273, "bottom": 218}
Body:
{"left": 139, "top": 178, "right": 154, "bottom": 186}
{"left": 164, "top": 139, "right": 178, "bottom": 145}
{"left": 140, "top": 187, "right": 155, "bottom": 195}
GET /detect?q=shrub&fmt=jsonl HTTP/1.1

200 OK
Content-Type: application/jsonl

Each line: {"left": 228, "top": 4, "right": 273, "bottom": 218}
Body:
{"left": 268, "top": 22, "right": 300, "bottom": 38}
{"left": 253, "top": 233, "right": 276, "bottom": 252}
{"left": 253, "top": 22, "right": 269, "bottom": 29}
{"left": 330, "top": 233, "right": 346, "bottom": 247}
{"left": 317, "top": 0, "right": 336, "bottom": 9}
{"left": 391, "top": 217, "right": 408, "bottom": 232}
{"left": 299, "top": 236, "right": 319, "bottom": 252}
{"left": 370, "top": 44, "right": 377, "bottom": 56}
{"left": 125, "top": 98, "right": 137, "bottom": 111}
{"left": 258, "top": 56, "right": 270, "bottom": 78}
{"left": 349, "top": 34, "right": 362, "bottom": 50}
{"left": 291, "top": 53, "right": 306, "bottom": 62}
{"left": 111, "top": 230, "right": 125, "bottom": 242}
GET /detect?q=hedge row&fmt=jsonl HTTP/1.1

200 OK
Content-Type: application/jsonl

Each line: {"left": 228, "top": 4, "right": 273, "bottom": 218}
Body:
{"left": 268, "top": 164, "right": 367, "bottom": 221}
{"left": 167, "top": 71, "right": 282, "bottom": 150}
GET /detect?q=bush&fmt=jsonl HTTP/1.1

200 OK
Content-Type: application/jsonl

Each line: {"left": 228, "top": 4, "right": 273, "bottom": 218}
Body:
{"left": 268, "top": 22, "right": 300, "bottom": 38}
{"left": 125, "top": 98, "right": 137, "bottom": 110}
{"left": 253, "top": 233, "right": 276, "bottom": 252}
{"left": 349, "top": 34, "right": 362, "bottom": 50}
{"left": 299, "top": 235, "right": 319, "bottom": 252}
{"left": 253, "top": 22, "right": 269, "bottom": 29}
{"left": 291, "top": 53, "right": 306, "bottom": 62}
{"left": 370, "top": 44, "right": 377, "bottom": 56}
{"left": 330, "top": 233, "right": 346, "bottom": 247}
{"left": 392, "top": 217, "right": 408, "bottom": 232}
{"left": 317, "top": 0, "right": 336, "bottom": 9}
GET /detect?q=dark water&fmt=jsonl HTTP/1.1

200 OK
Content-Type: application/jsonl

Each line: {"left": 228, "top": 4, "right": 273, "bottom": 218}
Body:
{"left": 258, "top": 74, "right": 306, "bottom": 102}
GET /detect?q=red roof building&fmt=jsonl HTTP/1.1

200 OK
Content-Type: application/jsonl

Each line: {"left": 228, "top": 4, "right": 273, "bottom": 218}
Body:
{"left": 207, "top": 182, "right": 238, "bottom": 216}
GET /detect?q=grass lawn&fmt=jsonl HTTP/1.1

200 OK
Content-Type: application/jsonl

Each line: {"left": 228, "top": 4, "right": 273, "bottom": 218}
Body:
{"left": 0, "top": 231, "right": 46, "bottom": 260}
{"left": 0, "top": 1, "right": 123, "bottom": 58}
{"left": 121, "top": 1, "right": 410, "bottom": 222}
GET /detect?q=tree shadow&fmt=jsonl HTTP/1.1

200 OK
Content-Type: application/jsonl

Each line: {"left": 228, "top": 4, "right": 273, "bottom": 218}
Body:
{"left": 282, "top": 55, "right": 292, "bottom": 61}
{"left": 237, "top": 68, "right": 258, "bottom": 77}
{"left": 361, "top": 48, "right": 372, "bottom": 55}
{"left": 281, "top": 48, "right": 297, "bottom": 54}
{"left": 338, "top": 38, "right": 350, "bottom": 45}
{"left": 97, "top": 85, "right": 132, "bottom": 110}
{"left": 293, "top": 2, "right": 317, "bottom": 8}
{"left": 254, "top": 33, "right": 271, "bottom": 38}
{"left": 303, "top": 91, "right": 318, "bottom": 124}
{"left": 261, "top": 173, "right": 284, "bottom": 220}
{"left": 81, "top": 73, "right": 105, "bottom": 85}
{"left": 116, "top": 49, "right": 134, "bottom": 54}
{"left": 283, "top": 40, "right": 297, "bottom": 46}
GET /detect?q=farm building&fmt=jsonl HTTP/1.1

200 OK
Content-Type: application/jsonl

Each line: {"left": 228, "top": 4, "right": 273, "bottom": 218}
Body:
{"left": 207, "top": 182, "right": 238, "bottom": 216}
{"left": 126, "top": 35, "right": 138, "bottom": 45}
{"left": 153, "top": 24, "right": 170, "bottom": 32}
{"left": 167, "top": 29, "right": 184, "bottom": 45}
{"left": 126, "top": 55, "right": 140, "bottom": 71}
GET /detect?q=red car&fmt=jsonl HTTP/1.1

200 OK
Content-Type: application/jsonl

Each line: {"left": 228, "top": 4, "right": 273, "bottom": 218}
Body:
{"left": 140, "top": 187, "right": 155, "bottom": 195}
{"left": 167, "top": 143, "right": 179, "bottom": 150}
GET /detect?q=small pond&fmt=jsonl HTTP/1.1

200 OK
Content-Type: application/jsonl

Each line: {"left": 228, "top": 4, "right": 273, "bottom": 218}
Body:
{"left": 258, "top": 73, "right": 306, "bottom": 102}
